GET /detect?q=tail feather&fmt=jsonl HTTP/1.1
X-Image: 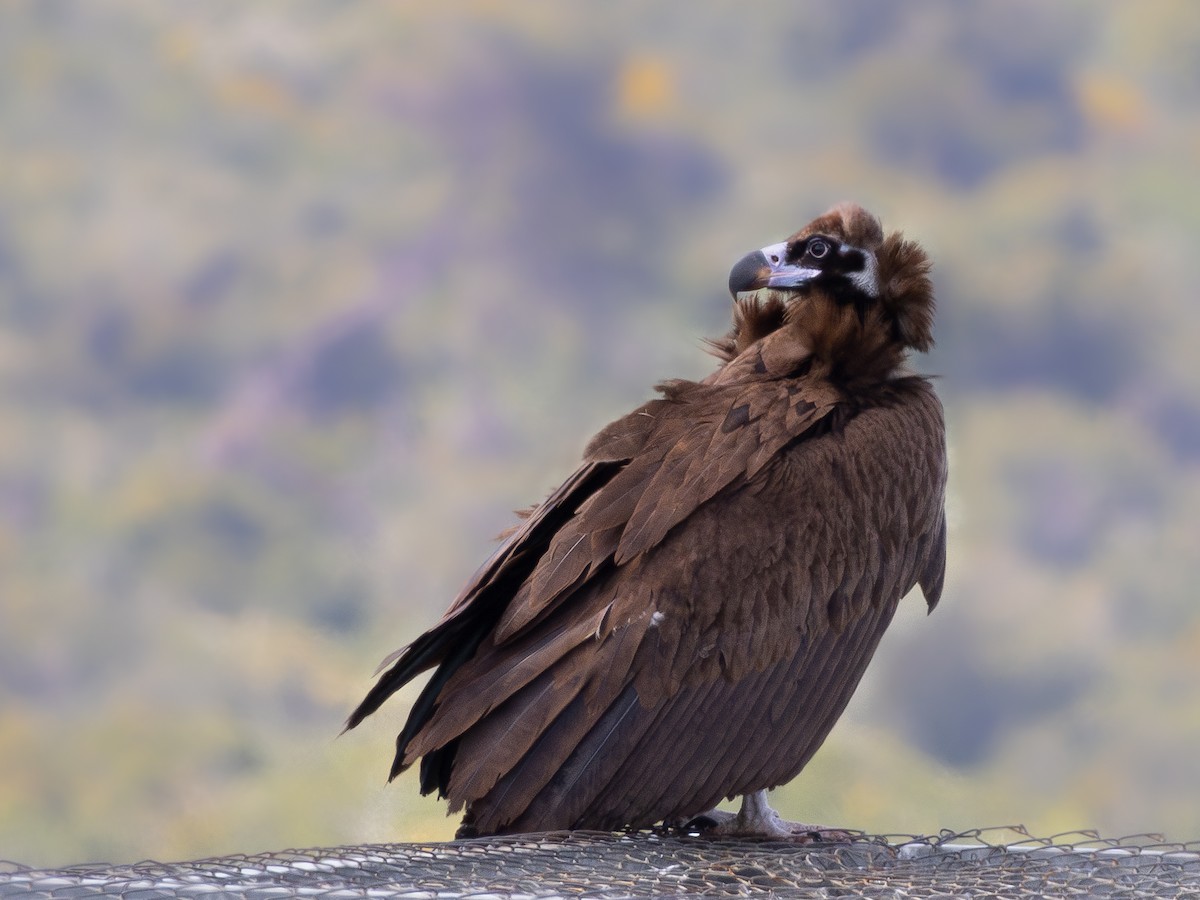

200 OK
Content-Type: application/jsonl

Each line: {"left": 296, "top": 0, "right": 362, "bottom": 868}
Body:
{"left": 406, "top": 607, "right": 606, "bottom": 759}
{"left": 448, "top": 667, "right": 590, "bottom": 802}
{"left": 523, "top": 687, "right": 648, "bottom": 831}
{"left": 451, "top": 612, "right": 649, "bottom": 833}
{"left": 343, "top": 628, "right": 449, "bottom": 734}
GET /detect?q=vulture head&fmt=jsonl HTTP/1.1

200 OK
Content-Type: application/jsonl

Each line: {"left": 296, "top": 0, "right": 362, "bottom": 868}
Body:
{"left": 724, "top": 203, "right": 934, "bottom": 385}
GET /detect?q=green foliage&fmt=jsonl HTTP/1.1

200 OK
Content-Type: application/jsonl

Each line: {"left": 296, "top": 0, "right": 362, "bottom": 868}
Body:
{"left": 1, "top": 0, "right": 1198, "bottom": 866}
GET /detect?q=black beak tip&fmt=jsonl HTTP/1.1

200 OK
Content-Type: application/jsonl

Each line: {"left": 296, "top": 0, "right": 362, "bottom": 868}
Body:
{"left": 728, "top": 250, "right": 769, "bottom": 298}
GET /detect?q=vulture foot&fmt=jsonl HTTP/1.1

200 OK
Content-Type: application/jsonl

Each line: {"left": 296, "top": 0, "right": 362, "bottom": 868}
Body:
{"left": 683, "top": 790, "right": 855, "bottom": 843}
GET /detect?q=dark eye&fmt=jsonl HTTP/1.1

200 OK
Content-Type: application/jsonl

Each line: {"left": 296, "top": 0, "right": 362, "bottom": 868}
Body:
{"left": 807, "top": 238, "right": 831, "bottom": 260}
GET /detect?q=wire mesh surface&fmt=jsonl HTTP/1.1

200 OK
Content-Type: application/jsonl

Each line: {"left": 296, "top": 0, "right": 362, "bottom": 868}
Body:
{"left": 3, "top": 827, "right": 1199, "bottom": 899}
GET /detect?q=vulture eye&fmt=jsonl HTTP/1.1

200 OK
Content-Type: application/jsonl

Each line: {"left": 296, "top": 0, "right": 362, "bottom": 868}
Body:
{"left": 807, "top": 238, "right": 831, "bottom": 260}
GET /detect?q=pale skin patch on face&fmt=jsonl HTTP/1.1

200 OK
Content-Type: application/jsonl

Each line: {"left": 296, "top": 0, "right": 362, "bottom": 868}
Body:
{"left": 843, "top": 244, "right": 879, "bottom": 298}
{"left": 760, "top": 241, "right": 788, "bottom": 265}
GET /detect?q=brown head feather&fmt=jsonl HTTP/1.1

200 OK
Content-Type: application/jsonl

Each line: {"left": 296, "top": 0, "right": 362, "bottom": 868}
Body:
{"left": 793, "top": 201, "right": 885, "bottom": 249}
{"left": 876, "top": 232, "right": 935, "bottom": 353}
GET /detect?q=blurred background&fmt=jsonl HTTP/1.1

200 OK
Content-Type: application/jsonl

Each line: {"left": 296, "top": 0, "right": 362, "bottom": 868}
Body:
{"left": 2, "top": 0, "right": 1200, "bottom": 867}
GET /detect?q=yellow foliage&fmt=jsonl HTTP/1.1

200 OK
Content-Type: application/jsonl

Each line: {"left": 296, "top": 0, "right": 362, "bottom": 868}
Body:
{"left": 216, "top": 74, "right": 296, "bottom": 117}
{"left": 1075, "top": 70, "right": 1146, "bottom": 133}
{"left": 159, "top": 27, "right": 197, "bottom": 66}
{"left": 613, "top": 55, "right": 676, "bottom": 121}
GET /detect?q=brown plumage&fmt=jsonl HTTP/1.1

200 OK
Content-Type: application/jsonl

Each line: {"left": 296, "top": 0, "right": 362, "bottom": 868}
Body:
{"left": 345, "top": 203, "right": 947, "bottom": 838}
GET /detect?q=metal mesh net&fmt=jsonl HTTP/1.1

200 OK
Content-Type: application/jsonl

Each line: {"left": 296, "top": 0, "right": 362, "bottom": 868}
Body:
{"left": 3, "top": 827, "right": 1199, "bottom": 899}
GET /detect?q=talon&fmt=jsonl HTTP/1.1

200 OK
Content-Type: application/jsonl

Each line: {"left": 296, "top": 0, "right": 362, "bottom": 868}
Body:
{"left": 679, "top": 808, "right": 737, "bottom": 833}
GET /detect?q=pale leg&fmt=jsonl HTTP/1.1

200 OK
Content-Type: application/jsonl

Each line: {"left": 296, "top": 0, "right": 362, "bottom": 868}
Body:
{"left": 681, "top": 790, "right": 856, "bottom": 842}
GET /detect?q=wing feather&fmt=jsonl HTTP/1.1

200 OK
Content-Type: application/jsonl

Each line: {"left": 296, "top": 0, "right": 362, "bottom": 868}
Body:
{"left": 494, "top": 359, "right": 837, "bottom": 641}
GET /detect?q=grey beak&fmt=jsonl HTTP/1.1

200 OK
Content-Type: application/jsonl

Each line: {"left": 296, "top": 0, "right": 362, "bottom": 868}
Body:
{"left": 728, "top": 249, "right": 771, "bottom": 297}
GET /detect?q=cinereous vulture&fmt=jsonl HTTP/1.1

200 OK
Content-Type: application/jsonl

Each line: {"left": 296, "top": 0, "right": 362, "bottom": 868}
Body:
{"left": 346, "top": 203, "right": 947, "bottom": 839}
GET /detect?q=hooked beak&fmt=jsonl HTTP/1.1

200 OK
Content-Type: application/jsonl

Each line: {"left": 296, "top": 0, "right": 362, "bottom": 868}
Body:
{"left": 728, "top": 241, "right": 820, "bottom": 298}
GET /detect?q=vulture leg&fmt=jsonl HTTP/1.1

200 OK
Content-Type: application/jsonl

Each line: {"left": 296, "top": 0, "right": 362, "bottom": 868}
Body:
{"left": 686, "top": 790, "right": 855, "bottom": 842}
